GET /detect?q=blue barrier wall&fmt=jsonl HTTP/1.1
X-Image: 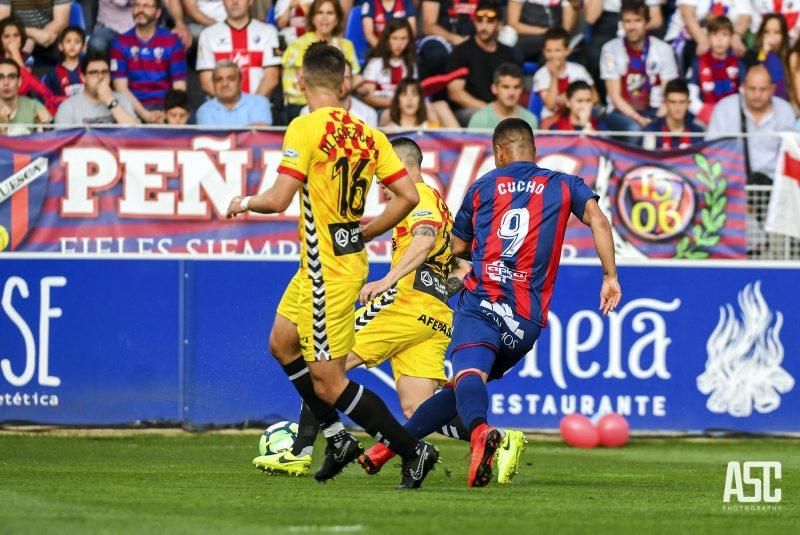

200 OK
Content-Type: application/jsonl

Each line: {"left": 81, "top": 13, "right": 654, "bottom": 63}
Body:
{"left": 1, "top": 258, "right": 797, "bottom": 433}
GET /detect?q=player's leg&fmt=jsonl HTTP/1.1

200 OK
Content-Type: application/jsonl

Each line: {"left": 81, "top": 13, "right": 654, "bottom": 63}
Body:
{"left": 395, "top": 375, "right": 439, "bottom": 419}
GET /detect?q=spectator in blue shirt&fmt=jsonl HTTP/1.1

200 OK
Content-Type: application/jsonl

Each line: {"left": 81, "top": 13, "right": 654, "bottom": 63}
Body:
{"left": 196, "top": 61, "right": 272, "bottom": 126}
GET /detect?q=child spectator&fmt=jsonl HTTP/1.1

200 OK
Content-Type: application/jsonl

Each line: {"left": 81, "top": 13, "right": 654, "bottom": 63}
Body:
{"left": 744, "top": 14, "right": 790, "bottom": 101}
{"left": 42, "top": 26, "right": 85, "bottom": 100}
{"left": 643, "top": 79, "right": 704, "bottom": 149}
{"left": 547, "top": 80, "right": 600, "bottom": 132}
{"left": 164, "top": 88, "right": 191, "bottom": 124}
{"left": 532, "top": 28, "right": 596, "bottom": 121}
{"left": 688, "top": 16, "right": 744, "bottom": 124}
{"left": 360, "top": 18, "right": 416, "bottom": 110}
{"left": 0, "top": 16, "right": 58, "bottom": 113}
{"left": 361, "top": 0, "right": 416, "bottom": 49}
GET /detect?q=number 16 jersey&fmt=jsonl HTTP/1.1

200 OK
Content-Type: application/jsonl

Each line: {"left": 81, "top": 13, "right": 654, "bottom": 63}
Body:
{"left": 277, "top": 106, "right": 408, "bottom": 281}
{"left": 452, "top": 161, "right": 598, "bottom": 326}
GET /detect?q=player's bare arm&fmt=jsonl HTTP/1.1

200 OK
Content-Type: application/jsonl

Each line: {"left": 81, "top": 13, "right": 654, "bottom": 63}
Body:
{"left": 580, "top": 198, "right": 622, "bottom": 315}
{"left": 226, "top": 175, "right": 301, "bottom": 217}
{"left": 361, "top": 175, "right": 420, "bottom": 242}
{"left": 359, "top": 223, "right": 438, "bottom": 304}
{"left": 446, "top": 257, "right": 471, "bottom": 297}
{"left": 452, "top": 236, "right": 472, "bottom": 261}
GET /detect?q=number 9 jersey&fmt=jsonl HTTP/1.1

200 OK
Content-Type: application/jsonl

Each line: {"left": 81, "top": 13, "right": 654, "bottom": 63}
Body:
{"left": 277, "top": 106, "right": 408, "bottom": 281}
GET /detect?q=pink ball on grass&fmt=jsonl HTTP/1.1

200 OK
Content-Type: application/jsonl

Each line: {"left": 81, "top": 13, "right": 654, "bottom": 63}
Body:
{"left": 559, "top": 414, "right": 599, "bottom": 448}
{"left": 597, "top": 413, "right": 630, "bottom": 447}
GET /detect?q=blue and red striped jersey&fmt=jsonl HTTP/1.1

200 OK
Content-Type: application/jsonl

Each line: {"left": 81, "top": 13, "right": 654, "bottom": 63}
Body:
{"left": 453, "top": 161, "right": 599, "bottom": 326}
{"left": 110, "top": 28, "right": 187, "bottom": 109}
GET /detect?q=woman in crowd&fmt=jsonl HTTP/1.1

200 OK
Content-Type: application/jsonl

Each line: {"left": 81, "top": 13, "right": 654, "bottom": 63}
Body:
{"left": 360, "top": 18, "right": 417, "bottom": 110}
{"left": 380, "top": 77, "right": 459, "bottom": 129}
{"left": 0, "top": 16, "right": 58, "bottom": 114}
{"left": 744, "top": 13, "right": 791, "bottom": 101}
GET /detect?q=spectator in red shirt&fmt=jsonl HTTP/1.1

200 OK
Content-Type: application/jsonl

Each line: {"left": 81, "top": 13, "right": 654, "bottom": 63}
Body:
{"left": 547, "top": 80, "right": 600, "bottom": 132}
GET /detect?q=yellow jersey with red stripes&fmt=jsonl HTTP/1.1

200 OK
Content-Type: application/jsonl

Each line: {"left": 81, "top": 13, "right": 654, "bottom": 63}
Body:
{"left": 277, "top": 106, "right": 407, "bottom": 281}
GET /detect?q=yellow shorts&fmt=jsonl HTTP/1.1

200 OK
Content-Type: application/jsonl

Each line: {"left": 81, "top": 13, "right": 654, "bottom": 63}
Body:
{"left": 352, "top": 289, "right": 451, "bottom": 383}
{"left": 277, "top": 270, "right": 361, "bottom": 362}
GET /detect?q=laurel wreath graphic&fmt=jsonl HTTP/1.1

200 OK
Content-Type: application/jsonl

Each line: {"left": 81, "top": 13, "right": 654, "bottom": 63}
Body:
{"left": 674, "top": 154, "right": 727, "bottom": 259}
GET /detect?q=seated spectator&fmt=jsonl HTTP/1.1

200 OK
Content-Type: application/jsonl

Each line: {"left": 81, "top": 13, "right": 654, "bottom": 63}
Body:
{"left": 743, "top": 14, "right": 790, "bottom": 101}
{"left": 380, "top": 77, "right": 431, "bottom": 128}
{"left": 164, "top": 87, "right": 191, "bottom": 123}
{"left": 169, "top": 0, "right": 226, "bottom": 43}
{"left": 42, "top": 26, "right": 85, "bottom": 100}
{"left": 196, "top": 0, "right": 281, "bottom": 98}
{"left": 0, "top": 17, "right": 58, "bottom": 112}
{"left": 446, "top": 0, "right": 522, "bottom": 126}
{"left": 707, "top": 65, "right": 795, "bottom": 181}
{"left": 274, "top": 0, "right": 314, "bottom": 44}
{"left": 468, "top": 63, "right": 538, "bottom": 129}
{"left": 55, "top": 51, "right": 138, "bottom": 125}
{"left": 507, "top": 0, "right": 579, "bottom": 62}
{"left": 643, "top": 79, "right": 703, "bottom": 149}
{"left": 547, "top": 80, "right": 601, "bottom": 131}
{"left": 360, "top": 18, "right": 416, "bottom": 110}
{"left": 361, "top": 0, "right": 416, "bottom": 49}
{"left": 89, "top": 0, "right": 135, "bottom": 54}
{"left": 196, "top": 61, "right": 271, "bottom": 125}
{"left": 789, "top": 28, "right": 800, "bottom": 110}
{"left": 687, "top": 16, "right": 744, "bottom": 124}
{"left": 111, "top": 0, "right": 188, "bottom": 124}
{"left": 0, "top": 16, "right": 32, "bottom": 69}
{"left": 664, "top": 0, "right": 752, "bottom": 73}
{"left": 0, "top": 0, "right": 70, "bottom": 64}
{"left": 282, "top": 0, "right": 360, "bottom": 122}
{"left": 417, "top": 0, "right": 479, "bottom": 81}
{"left": 533, "top": 28, "right": 597, "bottom": 121}
{"left": 584, "top": 0, "right": 664, "bottom": 85}
{"left": 600, "top": 0, "right": 678, "bottom": 134}
{"left": 0, "top": 58, "right": 51, "bottom": 134}
{"left": 751, "top": 0, "right": 800, "bottom": 44}
{"left": 301, "top": 61, "right": 377, "bottom": 125}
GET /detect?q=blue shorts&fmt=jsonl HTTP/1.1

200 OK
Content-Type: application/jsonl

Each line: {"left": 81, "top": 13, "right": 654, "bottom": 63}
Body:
{"left": 449, "top": 291, "right": 542, "bottom": 380}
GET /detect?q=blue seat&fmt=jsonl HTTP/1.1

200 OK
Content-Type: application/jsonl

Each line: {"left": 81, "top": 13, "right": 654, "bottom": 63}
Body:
{"left": 345, "top": 7, "right": 368, "bottom": 67}
{"left": 528, "top": 91, "right": 543, "bottom": 122}
{"left": 69, "top": 1, "right": 86, "bottom": 30}
{"left": 522, "top": 61, "right": 538, "bottom": 75}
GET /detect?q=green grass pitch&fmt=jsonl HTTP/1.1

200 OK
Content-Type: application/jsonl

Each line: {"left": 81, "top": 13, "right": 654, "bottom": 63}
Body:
{"left": 0, "top": 432, "right": 797, "bottom": 534}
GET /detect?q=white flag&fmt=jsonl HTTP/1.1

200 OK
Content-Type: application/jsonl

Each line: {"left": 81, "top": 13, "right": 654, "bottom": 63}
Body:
{"left": 765, "top": 133, "right": 800, "bottom": 239}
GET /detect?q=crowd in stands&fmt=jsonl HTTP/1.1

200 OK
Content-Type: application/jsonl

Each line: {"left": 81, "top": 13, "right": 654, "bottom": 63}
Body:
{"left": 1, "top": 0, "right": 800, "bottom": 179}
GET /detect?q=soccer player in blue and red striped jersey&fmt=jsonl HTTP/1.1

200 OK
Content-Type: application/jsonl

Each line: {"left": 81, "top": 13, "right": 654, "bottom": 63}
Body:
{"left": 398, "top": 118, "right": 622, "bottom": 487}
{"left": 110, "top": 0, "right": 187, "bottom": 123}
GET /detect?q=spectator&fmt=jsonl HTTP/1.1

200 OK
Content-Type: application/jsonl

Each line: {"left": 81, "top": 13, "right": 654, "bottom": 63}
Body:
{"left": 0, "top": 16, "right": 32, "bottom": 69}
{"left": 584, "top": 0, "right": 664, "bottom": 87}
{"left": 664, "top": 0, "right": 752, "bottom": 72}
{"left": 0, "top": 0, "right": 70, "bottom": 63}
{"left": 751, "top": 0, "right": 800, "bottom": 44}
{"left": 362, "top": 0, "right": 416, "bottom": 49}
{"left": 360, "top": 18, "right": 416, "bottom": 110}
{"left": 196, "top": 0, "right": 281, "bottom": 98}
{"left": 274, "top": 0, "right": 314, "bottom": 44}
{"left": 196, "top": 61, "right": 271, "bottom": 125}
{"left": 301, "top": 61, "right": 377, "bottom": 125}
{"left": 687, "top": 15, "right": 744, "bottom": 125}
{"left": 164, "top": 87, "right": 191, "bottom": 123}
{"left": 55, "top": 52, "right": 138, "bottom": 125}
{"left": 468, "top": 63, "right": 538, "bottom": 129}
{"left": 707, "top": 65, "right": 795, "bottom": 181}
{"left": 788, "top": 28, "right": 800, "bottom": 110}
{"left": 0, "top": 17, "right": 58, "bottom": 113}
{"left": 533, "top": 28, "right": 597, "bottom": 121}
{"left": 111, "top": 0, "right": 188, "bottom": 124}
{"left": 380, "top": 77, "right": 430, "bottom": 128}
{"left": 168, "top": 0, "right": 226, "bottom": 43}
{"left": 89, "top": 0, "right": 135, "bottom": 54}
{"left": 42, "top": 26, "right": 85, "bottom": 100}
{"left": 547, "top": 80, "right": 600, "bottom": 131}
{"left": 281, "top": 0, "right": 360, "bottom": 121}
{"left": 507, "top": 0, "right": 579, "bottom": 62}
{"left": 0, "top": 58, "right": 51, "bottom": 134}
{"left": 600, "top": 0, "right": 678, "bottom": 134}
{"left": 445, "top": 0, "right": 522, "bottom": 126}
{"left": 743, "top": 14, "right": 790, "bottom": 102}
{"left": 643, "top": 79, "right": 703, "bottom": 149}
{"left": 417, "top": 0, "right": 479, "bottom": 81}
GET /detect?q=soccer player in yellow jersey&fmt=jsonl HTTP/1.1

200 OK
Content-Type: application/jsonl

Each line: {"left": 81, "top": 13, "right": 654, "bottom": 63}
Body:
{"left": 226, "top": 43, "right": 440, "bottom": 489}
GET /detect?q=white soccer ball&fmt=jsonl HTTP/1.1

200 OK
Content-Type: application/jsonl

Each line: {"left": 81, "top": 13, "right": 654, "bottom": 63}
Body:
{"left": 258, "top": 421, "right": 299, "bottom": 456}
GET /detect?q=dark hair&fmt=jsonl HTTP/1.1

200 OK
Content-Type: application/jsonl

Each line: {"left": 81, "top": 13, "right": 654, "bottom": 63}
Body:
{"left": 566, "top": 80, "right": 592, "bottom": 99}
{"left": 0, "top": 57, "right": 20, "bottom": 75}
{"left": 664, "top": 79, "right": 689, "bottom": 97}
{"left": 302, "top": 41, "right": 346, "bottom": 92}
{"left": 476, "top": 0, "right": 501, "bottom": 15}
{"left": 81, "top": 49, "right": 109, "bottom": 72}
{"left": 307, "top": 0, "right": 345, "bottom": 36}
{"left": 0, "top": 16, "right": 26, "bottom": 57}
{"left": 755, "top": 13, "right": 789, "bottom": 62}
{"left": 493, "top": 63, "right": 523, "bottom": 84}
{"left": 165, "top": 89, "right": 190, "bottom": 112}
{"left": 543, "top": 27, "right": 570, "bottom": 48}
{"left": 706, "top": 15, "right": 734, "bottom": 35}
{"left": 389, "top": 78, "right": 427, "bottom": 126}
{"left": 59, "top": 25, "right": 86, "bottom": 44}
{"left": 391, "top": 136, "right": 423, "bottom": 167}
{"left": 619, "top": 0, "right": 650, "bottom": 22}
{"left": 492, "top": 117, "right": 535, "bottom": 151}
{"left": 369, "top": 18, "right": 415, "bottom": 74}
